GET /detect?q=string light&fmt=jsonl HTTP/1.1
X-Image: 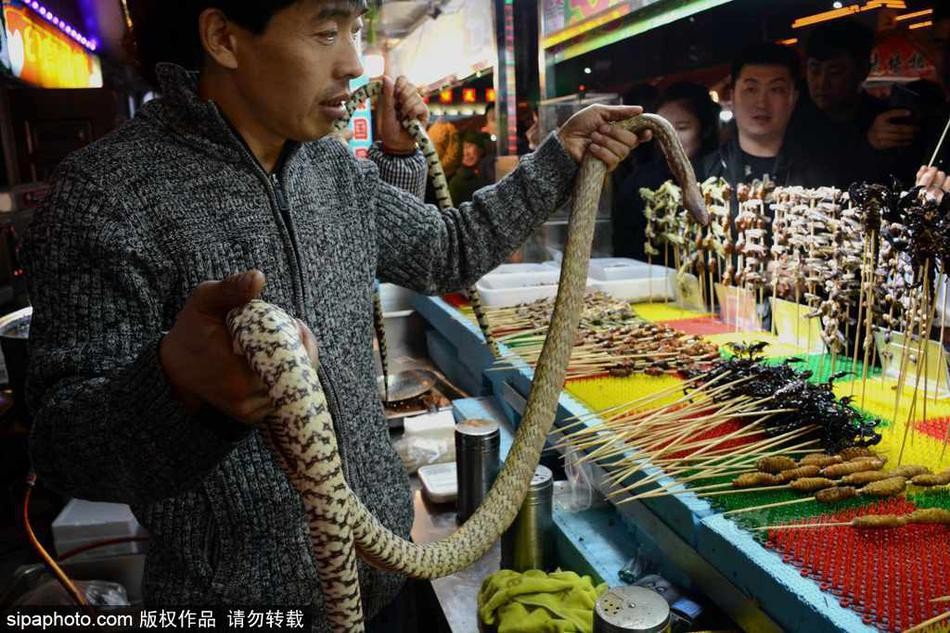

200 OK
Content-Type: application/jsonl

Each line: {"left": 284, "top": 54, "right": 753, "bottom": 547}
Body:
{"left": 22, "top": 0, "right": 98, "bottom": 52}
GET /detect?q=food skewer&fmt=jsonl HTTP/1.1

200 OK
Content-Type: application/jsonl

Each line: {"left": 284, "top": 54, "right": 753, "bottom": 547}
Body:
{"left": 753, "top": 508, "right": 950, "bottom": 531}
{"left": 722, "top": 475, "right": 908, "bottom": 517}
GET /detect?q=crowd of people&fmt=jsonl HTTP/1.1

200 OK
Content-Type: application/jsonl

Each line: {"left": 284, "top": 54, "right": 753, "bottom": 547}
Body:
{"left": 426, "top": 14, "right": 948, "bottom": 258}
{"left": 609, "top": 12, "right": 949, "bottom": 253}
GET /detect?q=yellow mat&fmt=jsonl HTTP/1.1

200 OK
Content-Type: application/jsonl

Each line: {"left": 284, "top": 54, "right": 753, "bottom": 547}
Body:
{"left": 631, "top": 302, "right": 712, "bottom": 322}
{"left": 703, "top": 332, "right": 807, "bottom": 358}
{"left": 566, "top": 373, "right": 686, "bottom": 414}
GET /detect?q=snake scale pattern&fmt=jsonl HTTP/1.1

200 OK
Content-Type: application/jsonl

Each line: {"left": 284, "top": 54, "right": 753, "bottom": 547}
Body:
{"left": 228, "top": 81, "right": 707, "bottom": 632}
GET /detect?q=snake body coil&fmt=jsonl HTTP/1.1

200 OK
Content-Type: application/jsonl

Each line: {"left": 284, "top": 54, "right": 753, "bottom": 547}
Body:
{"left": 228, "top": 82, "right": 706, "bottom": 632}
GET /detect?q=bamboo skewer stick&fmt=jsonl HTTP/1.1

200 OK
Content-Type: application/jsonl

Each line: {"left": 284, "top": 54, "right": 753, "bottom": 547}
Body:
{"left": 558, "top": 374, "right": 751, "bottom": 445}
{"left": 602, "top": 424, "right": 819, "bottom": 493}
{"left": 899, "top": 264, "right": 937, "bottom": 465}
{"left": 608, "top": 439, "right": 822, "bottom": 491}
{"left": 753, "top": 520, "right": 853, "bottom": 531}
{"left": 927, "top": 112, "right": 950, "bottom": 167}
{"left": 617, "top": 437, "right": 824, "bottom": 499}
{"left": 722, "top": 495, "right": 812, "bottom": 516}
{"left": 850, "top": 236, "right": 871, "bottom": 398}
{"left": 557, "top": 391, "right": 738, "bottom": 448}
{"left": 860, "top": 231, "right": 878, "bottom": 409}
{"left": 892, "top": 264, "right": 926, "bottom": 429}
{"left": 904, "top": 610, "right": 950, "bottom": 633}
{"left": 937, "top": 273, "right": 947, "bottom": 406}
{"left": 648, "top": 444, "right": 818, "bottom": 465}
{"left": 632, "top": 483, "right": 786, "bottom": 502}
{"left": 555, "top": 372, "right": 718, "bottom": 433}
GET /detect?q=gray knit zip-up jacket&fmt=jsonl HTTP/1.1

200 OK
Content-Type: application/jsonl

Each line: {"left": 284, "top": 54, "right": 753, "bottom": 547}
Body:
{"left": 25, "top": 63, "right": 577, "bottom": 626}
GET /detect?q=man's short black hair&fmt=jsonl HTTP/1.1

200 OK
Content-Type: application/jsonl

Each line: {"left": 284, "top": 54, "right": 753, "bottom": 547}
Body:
{"left": 731, "top": 43, "right": 801, "bottom": 83}
{"left": 125, "top": 0, "right": 368, "bottom": 86}
{"left": 804, "top": 19, "right": 874, "bottom": 66}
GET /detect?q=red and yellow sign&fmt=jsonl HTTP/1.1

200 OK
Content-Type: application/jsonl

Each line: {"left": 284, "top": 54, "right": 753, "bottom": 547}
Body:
{"left": 2, "top": 4, "right": 102, "bottom": 89}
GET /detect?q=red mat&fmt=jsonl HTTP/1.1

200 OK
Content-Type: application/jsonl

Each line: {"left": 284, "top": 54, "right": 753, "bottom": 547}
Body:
{"left": 766, "top": 497, "right": 950, "bottom": 632}
{"left": 916, "top": 416, "right": 950, "bottom": 443}
{"left": 659, "top": 316, "right": 737, "bottom": 336}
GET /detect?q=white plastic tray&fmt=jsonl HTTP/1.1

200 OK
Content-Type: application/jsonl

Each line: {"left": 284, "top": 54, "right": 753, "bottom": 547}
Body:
{"left": 586, "top": 258, "right": 652, "bottom": 281}
{"left": 544, "top": 257, "right": 655, "bottom": 281}
{"left": 475, "top": 280, "right": 559, "bottom": 307}
{"left": 418, "top": 462, "right": 458, "bottom": 504}
{"left": 475, "top": 266, "right": 567, "bottom": 308}
{"left": 52, "top": 499, "right": 149, "bottom": 562}
{"left": 489, "top": 263, "right": 558, "bottom": 276}
{"left": 588, "top": 265, "right": 676, "bottom": 302}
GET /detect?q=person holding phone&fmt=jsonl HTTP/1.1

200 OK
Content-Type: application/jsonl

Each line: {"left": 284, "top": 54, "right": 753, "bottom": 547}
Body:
{"left": 795, "top": 20, "right": 920, "bottom": 186}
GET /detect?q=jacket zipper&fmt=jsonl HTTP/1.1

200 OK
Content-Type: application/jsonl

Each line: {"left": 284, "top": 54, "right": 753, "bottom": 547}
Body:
{"left": 208, "top": 106, "right": 308, "bottom": 314}
{"left": 317, "top": 363, "right": 353, "bottom": 485}
{"left": 267, "top": 169, "right": 308, "bottom": 313}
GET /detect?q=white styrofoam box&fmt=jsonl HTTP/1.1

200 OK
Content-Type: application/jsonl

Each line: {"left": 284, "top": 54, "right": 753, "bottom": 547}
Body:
{"left": 545, "top": 258, "right": 654, "bottom": 281}
{"left": 418, "top": 462, "right": 458, "bottom": 504}
{"left": 379, "top": 283, "right": 417, "bottom": 313}
{"left": 587, "top": 258, "right": 652, "bottom": 281}
{"left": 403, "top": 408, "right": 456, "bottom": 436}
{"left": 52, "top": 500, "right": 148, "bottom": 562}
{"left": 489, "top": 263, "right": 558, "bottom": 276}
{"left": 481, "top": 268, "right": 560, "bottom": 288}
{"left": 475, "top": 279, "right": 558, "bottom": 308}
{"left": 588, "top": 265, "right": 676, "bottom": 302}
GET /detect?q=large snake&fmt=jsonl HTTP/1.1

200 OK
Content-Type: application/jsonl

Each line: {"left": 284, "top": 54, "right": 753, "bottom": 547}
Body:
{"left": 227, "top": 81, "right": 707, "bottom": 632}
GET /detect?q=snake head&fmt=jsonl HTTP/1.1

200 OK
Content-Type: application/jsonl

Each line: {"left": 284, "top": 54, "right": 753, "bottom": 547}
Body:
{"left": 683, "top": 182, "right": 710, "bottom": 226}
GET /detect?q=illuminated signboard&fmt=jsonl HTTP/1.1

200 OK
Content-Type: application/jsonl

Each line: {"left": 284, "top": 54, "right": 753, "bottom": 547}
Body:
{"left": 2, "top": 3, "right": 103, "bottom": 89}
{"left": 346, "top": 71, "right": 373, "bottom": 159}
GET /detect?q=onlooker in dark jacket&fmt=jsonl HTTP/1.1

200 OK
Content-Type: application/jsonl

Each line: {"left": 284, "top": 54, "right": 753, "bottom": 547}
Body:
{"left": 613, "top": 82, "right": 721, "bottom": 259}
{"left": 449, "top": 131, "right": 492, "bottom": 204}
{"left": 792, "top": 19, "right": 933, "bottom": 187}
{"left": 699, "top": 43, "right": 829, "bottom": 200}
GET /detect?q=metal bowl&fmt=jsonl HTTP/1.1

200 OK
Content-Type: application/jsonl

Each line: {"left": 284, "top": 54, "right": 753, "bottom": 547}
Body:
{"left": 377, "top": 369, "right": 435, "bottom": 403}
{"left": 0, "top": 306, "right": 32, "bottom": 422}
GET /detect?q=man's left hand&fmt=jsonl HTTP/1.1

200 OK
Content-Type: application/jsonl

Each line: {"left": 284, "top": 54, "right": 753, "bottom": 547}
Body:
{"left": 558, "top": 105, "right": 651, "bottom": 172}
{"left": 378, "top": 75, "right": 428, "bottom": 154}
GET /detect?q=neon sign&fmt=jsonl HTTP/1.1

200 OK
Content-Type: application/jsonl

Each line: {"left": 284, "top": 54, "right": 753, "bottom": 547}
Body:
{"left": 2, "top": 3, "right": 103, "bottom": 88}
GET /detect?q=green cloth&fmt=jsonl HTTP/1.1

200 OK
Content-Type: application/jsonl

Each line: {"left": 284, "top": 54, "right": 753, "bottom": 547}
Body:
{"left": 478, "top": 569, "right": 608, "bottom": 633}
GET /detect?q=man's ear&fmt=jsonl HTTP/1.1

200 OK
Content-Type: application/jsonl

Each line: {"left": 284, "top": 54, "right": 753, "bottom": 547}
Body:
{"left": 198, "top": 8, "right": 240, "bottom": 70}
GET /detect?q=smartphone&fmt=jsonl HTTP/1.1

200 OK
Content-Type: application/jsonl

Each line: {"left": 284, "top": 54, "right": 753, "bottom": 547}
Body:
{"left": 887, "top": 83, "right": 920, "bottom": 125}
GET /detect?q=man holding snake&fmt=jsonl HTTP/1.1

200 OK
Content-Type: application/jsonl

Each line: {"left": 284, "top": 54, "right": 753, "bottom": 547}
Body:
{"left": 24, "top": 1, "right": 650, "bottom": 629}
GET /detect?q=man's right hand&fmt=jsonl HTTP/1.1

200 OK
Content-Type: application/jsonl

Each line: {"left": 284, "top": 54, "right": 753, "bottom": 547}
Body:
{"left": 159, "top": 270, "right": 319, "bottom": 426}
{"left": 867, "top": 109, "right": 918, "bottom": 150}
{"left": 917, "top": 165, "right": 949, "bottom": 204}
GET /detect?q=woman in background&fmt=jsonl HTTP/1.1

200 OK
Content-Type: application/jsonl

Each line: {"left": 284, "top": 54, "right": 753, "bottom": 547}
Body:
{"left": 612, "top": 83, "right": 721, "bottom": 259}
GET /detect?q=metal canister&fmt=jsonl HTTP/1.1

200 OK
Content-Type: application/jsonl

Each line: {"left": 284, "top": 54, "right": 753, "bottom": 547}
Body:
{"left": 501, "top": 465, "right": 554, "bottom": 572}
{"left": 455, "top": 419, "right": 501, "bottom": 523}
{"left": 594, "top": 586, "right": 671, "bottom": 633}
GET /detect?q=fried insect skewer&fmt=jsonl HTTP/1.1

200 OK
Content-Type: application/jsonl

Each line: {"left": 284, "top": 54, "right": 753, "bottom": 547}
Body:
{"left": 723, "top": 477, "right": 908, "bottom": 517}
{"left": 754, "top": 508, "right": 950, "bottom": 531}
